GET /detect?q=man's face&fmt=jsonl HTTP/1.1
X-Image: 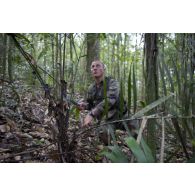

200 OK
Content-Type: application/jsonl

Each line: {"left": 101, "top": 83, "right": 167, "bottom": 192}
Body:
{"left": 91, "top": 61, "right": 104, "bottom": 78}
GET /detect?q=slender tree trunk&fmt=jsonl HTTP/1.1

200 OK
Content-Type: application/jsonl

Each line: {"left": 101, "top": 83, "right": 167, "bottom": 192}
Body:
{"left": 0, "top": 34, "right": 7, "bottom": 103}
{"left": 58, "top": 33, "right": 62, "bottom": 81}
{"left": 111, "top": 34, "right": 116, "bottom": 77}
{"left": 2, "top": 34, "right": 8, "bottom": 80}
{"left": 86, "top": 33, "right": 100, "bottom": 81}
{"left": 0, "top": 34, "right": 3, "bottom": 77}
{"left": 30, "top": 34, "right": 37, "bottom": 86}
{"left": 0, "top": 34, "right": 8, "bottom": 106}
{"left": 55, "top": 33, "right": 59, "bottom": 98}
{"left": 43, "top": 35, "right": 47, "bottom": 82}
{"left": 69, "top": 34, "right": 74, "bottom": 93}
{"left": 123, "top": 33, "right": 127, "bottom": 84}
{"left": 51, "top": 34, "right": 55, "bottom": 87}
{"left": 62, "top": 33, "right": 66, "bottom": 81}
{"left": 116, "top": 33, "right": 120, "bottom": 80}
{"left": 144, "top": 33, "right": 159, "bottom": 158}
{"left": 141, "top": 34, "right": 145, "bottom": 101}
{"left": 191, "top": 34, "right": 195, "bottom": 155}
{"left": 7, "top": 36, "right": 13, "bottom": 82}
{"left": 107, "top": 34, "right": 111, "bottom": 73}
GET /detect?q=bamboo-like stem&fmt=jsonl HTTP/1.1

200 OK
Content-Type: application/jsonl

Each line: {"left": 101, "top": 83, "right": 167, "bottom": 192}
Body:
{"left": 131, "top": 117, "right": 147, "bottom": 163}
{"left": 137, "top": 117, "right": 147, "bottom": 144}
{"left": 160, "top": 117, "right": 165, "bottom": 163}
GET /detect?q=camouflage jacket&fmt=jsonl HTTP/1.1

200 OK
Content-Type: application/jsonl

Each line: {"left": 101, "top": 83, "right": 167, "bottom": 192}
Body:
{"left": 86, "top": 76, "right": 127, "bottom": 121}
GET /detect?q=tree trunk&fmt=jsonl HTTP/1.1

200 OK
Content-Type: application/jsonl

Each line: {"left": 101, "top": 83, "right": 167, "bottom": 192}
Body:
{"left": 86, "top": 33, "right": 100, "bottom": 80}
{"left": 116, "top": 33, "right": 120, "bottom": 80}
{"left": 62, "top": 33, "right": 66, "bottom": 81}
{"left": 2, "top": 34, "right": 8, "bottom": 80}
{"left": 0, "top": 34, "right": 7, "bottom": 104}
{"left": 111, "top": 34, "right": 116, "bottom": 77}
{"left": 51, "top": 34, "right": 55, "bottom": 87}
{"left": 0, "top": 34, "right": 4, "bottom": 76}
{"left": 55, "top": 33, "right": 59, "bottom": 98}
{"left": 7, "top": 36, "right": 13, "bottom": 82}
{"left": 191, "top": 34, "right": 195, "bottom": 155}
{"left": 144, "top": 33, "right": 159, "bottom": 158}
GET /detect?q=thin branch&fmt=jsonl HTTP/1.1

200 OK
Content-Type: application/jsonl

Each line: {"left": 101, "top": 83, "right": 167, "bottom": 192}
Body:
{"left": 0, "top": 142, "right": 56, "bottom": 161}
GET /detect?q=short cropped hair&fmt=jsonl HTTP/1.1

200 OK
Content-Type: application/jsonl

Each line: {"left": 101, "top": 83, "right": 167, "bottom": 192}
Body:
{"left": 91, "top": 59, "right": 106, "bottom": 70}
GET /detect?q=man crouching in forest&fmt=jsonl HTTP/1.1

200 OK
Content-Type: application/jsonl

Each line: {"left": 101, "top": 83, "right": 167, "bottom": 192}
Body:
{"left": 78, "top": 59, "right": 131, "bottom": 144}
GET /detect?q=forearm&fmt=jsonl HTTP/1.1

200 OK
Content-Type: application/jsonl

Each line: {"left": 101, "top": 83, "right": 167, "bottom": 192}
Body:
{"left": 91, "top": 97, "right": 117, "bottom": 118}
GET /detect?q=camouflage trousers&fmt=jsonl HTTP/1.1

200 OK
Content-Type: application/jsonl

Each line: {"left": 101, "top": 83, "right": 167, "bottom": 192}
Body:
{"left": 95, "top": 113, "right": 139, "bottom": 145}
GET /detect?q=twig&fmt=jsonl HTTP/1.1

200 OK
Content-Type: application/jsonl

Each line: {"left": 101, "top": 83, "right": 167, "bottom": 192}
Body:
{"left": 0, "top": 142, "right": 56, "bottom": 161}
{"left": 75, "top": 114, "right": 195, "bottom": 137}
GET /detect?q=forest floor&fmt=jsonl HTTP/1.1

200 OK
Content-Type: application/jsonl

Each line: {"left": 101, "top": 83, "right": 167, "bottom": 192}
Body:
{"left": 0, "top": 81, "right": 193, "bottom": 163}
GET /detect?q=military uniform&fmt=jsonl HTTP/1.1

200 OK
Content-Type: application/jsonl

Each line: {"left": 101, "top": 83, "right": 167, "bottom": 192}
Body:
{"left": 86, "top": 76, "right": 126, "bottom": 120}
{"left": 84, "top": 76, "right": 139, "bottom": 145}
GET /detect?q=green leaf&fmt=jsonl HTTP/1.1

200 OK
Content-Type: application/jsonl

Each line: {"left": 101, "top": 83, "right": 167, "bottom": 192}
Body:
{"left": 13, "top": 33, "right": 35, "bottom": 51}
{"left": 101, "top": 145, "right": 128, "bottom": 163}
{"left": 140, "top": 138, "right": 155, "bottom": 162}
{"left": 191, "top": 140, "right": 195, "bottom": 147}
{"left": 139, "top": 100, "right": 146, "bottom": 108}
{"left": 187, "top": 156, "right": 195, "bottom": 163}
{"left": 107, "top": 124, "right": 117, "bottom": 145}
{"left": 122, "top": 121, "right": 132, "bottom": 136}
{"left": 75, "top": 107, "right": 80, "bottom": 120}
{"left": 125, "top": 137, "right": 147, "bottom": 163}
{"left": 131, "top": 94, "right": 174, "bottom": 119}
{"left": 15, "top": 33, "right": 31, "bottom": 44}
{"left": 37, "top": 47, "right": 48, "bottom": 61}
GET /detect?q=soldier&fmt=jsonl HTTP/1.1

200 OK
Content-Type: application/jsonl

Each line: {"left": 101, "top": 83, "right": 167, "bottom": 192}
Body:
{"left": 78, "top": 59, "right": 129, "bottom": 144}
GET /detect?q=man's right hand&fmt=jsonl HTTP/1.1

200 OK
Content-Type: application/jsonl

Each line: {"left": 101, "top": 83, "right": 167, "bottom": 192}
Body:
{"left": 82, "top": 114, "right": 93, "bottom": 127}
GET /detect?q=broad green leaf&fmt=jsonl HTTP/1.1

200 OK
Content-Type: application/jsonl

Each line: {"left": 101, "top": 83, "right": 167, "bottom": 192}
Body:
{"left": 140, "top": 138, "right": 155, "bottom": 162}
{"left": 125, "top": 137, "right": 147, "bottom": 163}
{"left": 101, "top": 145, "right": 128, "bottom": 163}
{"left": 107, "top": 124, "right": 117, "bottom": 145}
{"left": 15, "top": 33, "right": 31, "bottom": 44}
{"left": 187, "top": 156, "right": 195, "bottom": 163}
{"left": 122, "top": 121, "right": 132, "bottom": 136}
{"left": 131, "top": 94, "right": 174, "bottom": 119}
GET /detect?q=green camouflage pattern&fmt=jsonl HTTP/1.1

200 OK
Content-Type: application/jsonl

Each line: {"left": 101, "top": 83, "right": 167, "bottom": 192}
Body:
{"left": 86, "top": 76, "right": 126, "bottom": 121}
